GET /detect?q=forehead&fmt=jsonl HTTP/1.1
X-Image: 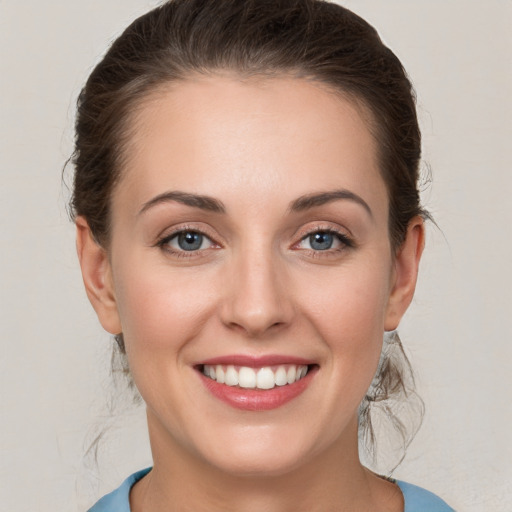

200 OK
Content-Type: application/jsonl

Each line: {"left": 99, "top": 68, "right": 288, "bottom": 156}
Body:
{"left": 113, "top": 75, "right": 388, "bottom": 221}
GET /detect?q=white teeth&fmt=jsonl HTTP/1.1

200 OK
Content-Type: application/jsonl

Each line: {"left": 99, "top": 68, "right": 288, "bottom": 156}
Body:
{"left": 215, "top": 365, "right": 225, "bottom": 384}
{"left": 256, "top": 367, "right": 275, "bottom": 390}
{"left": 275, "top": 366, "right": 288, "bottom": 386}
{"left": 225, "top": 365, "right": 239, "bottom": 386}
{"left": 286, "top": 366, "right": 296, "bottom": 384}
{"left": 203, "top": 364, "right": 309, "bottom": 389}
{"left": 239, "top": 367, "right": 257, "bottom": 388}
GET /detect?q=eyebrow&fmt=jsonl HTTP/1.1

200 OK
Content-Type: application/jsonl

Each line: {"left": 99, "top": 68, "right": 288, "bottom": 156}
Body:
{"left": 138, "top": 191, "right": 226, "bottom": 215}
{"left": 289, "top": 189, "right": 373, "bottom": 218}
{"left": 138, "top": 188, "right": 372, "bottom": 218}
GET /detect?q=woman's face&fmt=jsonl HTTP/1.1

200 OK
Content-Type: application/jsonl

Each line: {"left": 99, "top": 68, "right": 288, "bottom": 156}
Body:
{"left": 78, "top": 75, "right": 422, "bottom": 476}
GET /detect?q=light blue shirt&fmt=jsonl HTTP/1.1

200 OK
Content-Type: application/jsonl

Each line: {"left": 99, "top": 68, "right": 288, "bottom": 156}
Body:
{"left": 88, "top": 467, "right": 455, "bottom": 511}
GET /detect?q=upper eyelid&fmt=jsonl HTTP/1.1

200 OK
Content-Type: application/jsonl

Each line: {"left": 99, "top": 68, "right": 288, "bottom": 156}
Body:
{"left": 159, "top": 232, "right": 218, "bottom": 252}
{"left": 157, "top": 223, "right": 219, "bottom": 243}
{"left": 160, "top": 230, "right": 213, "bottom": 244}
{"left": 297, "top": 230, "right": 351, "bottom": 244}
{"left": 156, "top": 229, "right": 219, "bottom": 258}
{"left": 293, "top": 225, "right": 355, "bottom": 250}
{"left": 154, "top": 222, "right": 352, "bottom": 246}
{"left": 293, "top": 222, "right": 352, "bottom": 240}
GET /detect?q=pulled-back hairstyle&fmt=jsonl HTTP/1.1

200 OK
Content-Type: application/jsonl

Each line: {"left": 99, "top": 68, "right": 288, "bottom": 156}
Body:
{"left": 70, "top": 0, "right": 427, "bottom": 473}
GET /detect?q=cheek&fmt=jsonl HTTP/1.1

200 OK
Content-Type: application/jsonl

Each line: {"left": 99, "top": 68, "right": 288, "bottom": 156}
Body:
{"left": 295, "top": 262, "right": 391, "bottom": 385}
{"left": 113, "top": 261, "right": 220, "bottom": 355}
{"left": 111, "top": 263, "right": 224, "bottom": 421}
{"left": 298, "top": 263, "right": 390, "bottom": 338}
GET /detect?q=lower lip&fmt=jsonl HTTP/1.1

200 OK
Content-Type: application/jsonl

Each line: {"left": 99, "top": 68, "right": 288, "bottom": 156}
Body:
{"left": 198, "top": 366, "right": 317, "bottom": 411}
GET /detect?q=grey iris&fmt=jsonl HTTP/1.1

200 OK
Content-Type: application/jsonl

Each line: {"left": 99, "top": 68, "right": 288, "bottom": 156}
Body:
{"left": 310, "top": 232, "right": 333, "bottom": 250}
{"left": 178, "top": 231, "right": 203, "bottom": 251}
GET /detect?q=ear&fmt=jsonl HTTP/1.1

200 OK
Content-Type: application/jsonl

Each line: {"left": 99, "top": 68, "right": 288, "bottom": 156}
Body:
{"left": 384, "top": 216, "right": 425, "bottom": 331}
{"left": 75, "top": 216, "right": 122, "bottom": 335}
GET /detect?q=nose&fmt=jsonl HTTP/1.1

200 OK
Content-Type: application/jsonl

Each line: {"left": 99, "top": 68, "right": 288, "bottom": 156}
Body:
{"left": 219, "top": 245, "right": 294, "bottom": 338}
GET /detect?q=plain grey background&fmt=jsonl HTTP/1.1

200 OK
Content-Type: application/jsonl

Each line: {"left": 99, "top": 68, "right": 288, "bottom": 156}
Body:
{"left": 1, "top": 1, "right": 511, "bottom": 510}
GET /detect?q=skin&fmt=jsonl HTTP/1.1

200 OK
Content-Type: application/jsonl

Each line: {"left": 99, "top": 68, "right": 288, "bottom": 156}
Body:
{"left": 76, "top": 75, "right": 424, "bottom": 511}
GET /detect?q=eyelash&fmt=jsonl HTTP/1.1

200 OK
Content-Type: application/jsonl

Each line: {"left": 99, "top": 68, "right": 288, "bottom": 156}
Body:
{"left": 293, "top": 227, "right": 354, "bottom": 256}
{"left": 155, "top": 225, "right": 219, "bottom": 259}
{"left": 155, "top": 225, "right": 354, "bottom": 259}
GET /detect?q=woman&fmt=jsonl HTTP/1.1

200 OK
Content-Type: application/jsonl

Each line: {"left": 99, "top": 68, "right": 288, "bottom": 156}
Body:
{"left": 71, "top": 0, "right": 454, "bottom": 510}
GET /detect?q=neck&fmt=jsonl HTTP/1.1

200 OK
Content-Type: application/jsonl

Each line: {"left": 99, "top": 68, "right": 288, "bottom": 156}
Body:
{"left": 131, "top": 408, "right": 402, "bottom": 512}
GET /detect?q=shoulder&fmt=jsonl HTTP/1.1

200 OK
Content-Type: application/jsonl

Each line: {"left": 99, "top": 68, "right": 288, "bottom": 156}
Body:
{"left": 87, "top": 471, "right": 455, "bottom": 512}
{"left": 396, "top": 480, "right": 455, "bottom": 512}
{"left": 87, "top": 468, "right": 151, "bottom": 512}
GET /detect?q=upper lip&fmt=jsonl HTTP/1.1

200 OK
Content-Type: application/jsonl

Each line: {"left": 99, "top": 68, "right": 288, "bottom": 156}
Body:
{"left": 196, "top": 354, "right": 316, "bottom": 367}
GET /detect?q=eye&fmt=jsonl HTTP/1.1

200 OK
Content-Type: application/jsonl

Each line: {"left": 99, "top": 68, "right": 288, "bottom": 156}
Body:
{"left": 306, "top": 232, "right": 336, "bottom": 251}
{"left": 296, "top": 230, "right": 352, "bottom": 251}
{"left": 161, "top": 230, "right": 214, "bottom": 252}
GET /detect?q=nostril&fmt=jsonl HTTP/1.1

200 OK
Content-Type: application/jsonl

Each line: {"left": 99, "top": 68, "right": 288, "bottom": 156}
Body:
{"left": 219, "top": 274, "right": 295, "bottom": 336}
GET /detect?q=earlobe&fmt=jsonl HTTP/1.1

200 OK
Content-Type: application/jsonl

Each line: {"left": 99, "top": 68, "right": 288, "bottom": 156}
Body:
{"left": 384, "top": 217, "right": 425, "bottom": 331}
{"left": 75, "top": 217, "right": 122, "bottom": 335}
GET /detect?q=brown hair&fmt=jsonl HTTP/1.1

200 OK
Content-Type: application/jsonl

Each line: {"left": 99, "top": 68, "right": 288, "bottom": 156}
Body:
{"left": 70, "top": 0, "right": 427, "bottom": 472}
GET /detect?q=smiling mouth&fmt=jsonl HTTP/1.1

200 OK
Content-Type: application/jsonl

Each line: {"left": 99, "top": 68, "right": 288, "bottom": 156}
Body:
{"left": 199, "top": 364, "right": 314, "bottom": 390}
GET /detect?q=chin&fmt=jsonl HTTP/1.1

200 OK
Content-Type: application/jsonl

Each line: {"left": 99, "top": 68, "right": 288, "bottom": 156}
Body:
{"left": 193, "top": 423, "right": 328, "bottom": 478}
{"left": 206, "top": 448, "right": 309, "bottom": 478}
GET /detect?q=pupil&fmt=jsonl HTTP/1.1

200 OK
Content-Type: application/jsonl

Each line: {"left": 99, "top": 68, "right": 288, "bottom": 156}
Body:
{"left": 178, "top": 232, "right": 203, "bottom": 251}
{"left": 310, "top": 232, "right": 333, "bottom": 250}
